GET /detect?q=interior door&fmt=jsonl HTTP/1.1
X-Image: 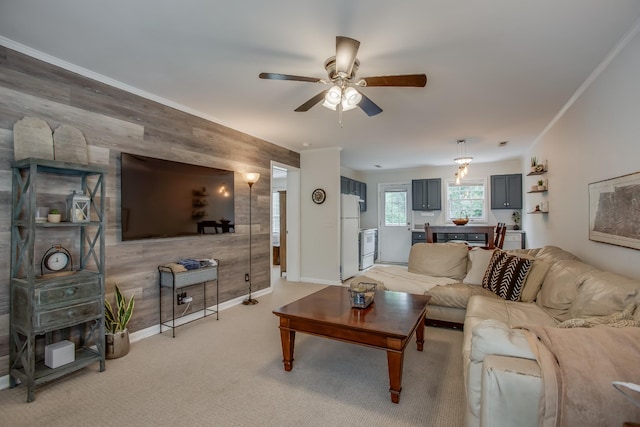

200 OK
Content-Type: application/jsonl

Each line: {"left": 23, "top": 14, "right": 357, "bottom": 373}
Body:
{"left": 377, "top": 183, "right": 411, "bottom": 263}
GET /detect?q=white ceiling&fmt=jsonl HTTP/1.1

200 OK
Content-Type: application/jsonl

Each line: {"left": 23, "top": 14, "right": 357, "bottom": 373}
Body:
{"left": 2, "top": 1, "right": 640, "bottom": 171}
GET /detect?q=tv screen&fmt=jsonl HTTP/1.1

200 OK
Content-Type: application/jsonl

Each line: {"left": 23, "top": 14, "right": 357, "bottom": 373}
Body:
{"left": 120, "top": 153, "right": 235, "bottom": 241}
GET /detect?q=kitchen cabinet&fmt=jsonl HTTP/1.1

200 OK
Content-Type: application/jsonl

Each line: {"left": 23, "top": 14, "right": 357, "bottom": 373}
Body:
{"left": 503, "top": 231, "right": 526, "bottom": 250}
{"left": 491, "top": 174, "right": 522, "bottom": 209}
{"left": 412, "top": 178, "right": 441, "bottom": 211}
{"left": 340, "top": 176, "right": 367, "bottom": 211}
{"left": 412, "top": 231, "right": 426, "bottom": 245}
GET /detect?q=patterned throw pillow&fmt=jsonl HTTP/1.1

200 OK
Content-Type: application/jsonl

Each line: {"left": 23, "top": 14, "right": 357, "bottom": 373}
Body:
{"left": 482, "top": 250, "right": 533, "bottom": 301}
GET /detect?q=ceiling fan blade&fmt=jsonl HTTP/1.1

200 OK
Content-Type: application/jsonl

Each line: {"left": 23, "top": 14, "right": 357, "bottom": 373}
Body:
{"left": 358, "top": 93, "right": 383, "bottom": 117}
{"left": 361, "top": 74, "right": 427, "bottom": 87}
{"left": 294, "top": 90, "right": 329, "bottom": 112}
{"left": 335, "top": 36, "right": 360, "bottom": 77}
{"left": 259, "top": 72, "right": 322, "bottom": 83}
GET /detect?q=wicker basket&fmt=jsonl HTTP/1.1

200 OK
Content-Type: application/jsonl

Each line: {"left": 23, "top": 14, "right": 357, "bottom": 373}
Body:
{"left": 349, "top": 282, "right": 377, "bottom": 309}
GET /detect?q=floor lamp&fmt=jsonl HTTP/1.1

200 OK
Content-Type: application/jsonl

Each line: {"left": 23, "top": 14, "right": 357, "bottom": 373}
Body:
{"left": 242, "top": 172, "right": 260, "bottom": 305}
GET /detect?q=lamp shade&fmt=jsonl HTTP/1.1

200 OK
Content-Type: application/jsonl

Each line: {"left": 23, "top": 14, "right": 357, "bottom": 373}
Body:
{"left": 242, "top": 172, "right": 260, "bottom": 185}
{"left": 342, "top": 87, "right": 362, "bottom": 111}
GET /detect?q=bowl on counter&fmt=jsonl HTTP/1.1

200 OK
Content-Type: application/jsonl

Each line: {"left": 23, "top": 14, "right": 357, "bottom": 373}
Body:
{"left": 452, "top": 218, "right": 469, "bottom": 226}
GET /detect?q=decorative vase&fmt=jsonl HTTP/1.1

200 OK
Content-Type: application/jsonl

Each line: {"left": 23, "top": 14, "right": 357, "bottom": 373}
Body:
{"left": 513, "top": 225, "right": 520, "bottom": 230}
{"left": 47, "top": 213, "right": 61, "bottom": 223}
{"left": 105, "top": 330, "right": 130, "bottom": 359}
{"left": 538, "top": 185, "right": 545, "bottom": 191}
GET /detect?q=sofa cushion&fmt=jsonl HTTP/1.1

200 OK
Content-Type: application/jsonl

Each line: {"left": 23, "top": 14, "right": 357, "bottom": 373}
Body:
{"left": 535, "top": 260, "right": 597, "bottom": 322}
{"left": 427, "top": 282, "right": 498, "bottom": 309}
{"left": 464, "top": 295, "right": 558, "bottom": 360}
{"left": 567, "top": 270, "right": 640, "bottom": 319}
{"left": 407, "top": 242, "right": 469, "bottom": 280}
{"left": 482, "top": 250, "right": 532, "bottom": 301}
{"left": 464, "top": 248, "right": 496, "bottom": 285}
{"left": 534, "top": 245, "right": 580, "bottom": 262}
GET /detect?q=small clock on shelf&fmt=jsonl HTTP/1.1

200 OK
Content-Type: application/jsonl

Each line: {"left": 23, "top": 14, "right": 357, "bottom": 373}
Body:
{"left": 40, "top": 244, "right": 73, "bottom": 275}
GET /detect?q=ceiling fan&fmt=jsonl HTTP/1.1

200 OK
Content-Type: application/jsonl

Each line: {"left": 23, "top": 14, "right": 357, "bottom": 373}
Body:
{"left": 259, "top": 36, "right": 427, "bottom": 118}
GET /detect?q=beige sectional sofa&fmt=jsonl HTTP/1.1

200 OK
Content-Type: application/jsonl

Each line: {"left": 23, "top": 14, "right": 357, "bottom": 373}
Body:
{"left": 354, "top": 243, "right": 640, "bottom": 427}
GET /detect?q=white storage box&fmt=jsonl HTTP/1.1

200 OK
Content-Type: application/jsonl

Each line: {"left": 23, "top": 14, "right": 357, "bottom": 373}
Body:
{"left": 45, "top": 340, "right": 75, "bottom": 368}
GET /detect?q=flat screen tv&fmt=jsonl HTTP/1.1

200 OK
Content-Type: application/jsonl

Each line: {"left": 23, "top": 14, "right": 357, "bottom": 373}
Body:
{"left": 120, "top": 152, "right": 235, "bottom": 241}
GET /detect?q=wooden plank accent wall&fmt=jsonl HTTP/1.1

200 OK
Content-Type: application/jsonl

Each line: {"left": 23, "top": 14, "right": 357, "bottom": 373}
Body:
{"left": 0, "top": 46, "right": 300, "bottom": 375}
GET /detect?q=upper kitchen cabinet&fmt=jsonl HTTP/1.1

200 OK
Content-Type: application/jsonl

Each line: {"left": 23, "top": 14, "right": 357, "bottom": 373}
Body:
{"left": 491, "top": 174, "right": 522, "bottom": 209}
{"left": 412, "top": 178, "right": 441, "bottom": 211}
{"left": 340, "top": 176, "right": 367, "bottom": 212}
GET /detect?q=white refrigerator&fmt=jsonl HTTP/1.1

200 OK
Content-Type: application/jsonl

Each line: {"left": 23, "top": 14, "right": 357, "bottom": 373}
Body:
{"left": 341, "top": 194, "right": 360, "bottom": 281}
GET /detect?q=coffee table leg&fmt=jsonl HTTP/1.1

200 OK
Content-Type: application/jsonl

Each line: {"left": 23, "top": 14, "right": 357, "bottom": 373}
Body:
{"left": 279, "top": 320, "right": 295, "bottom": 371}
{"left": 416, "top": 311, "right": 426, "bottom": 351}
{"left": 386, "top": 342, "right": 404, "bottom": 404}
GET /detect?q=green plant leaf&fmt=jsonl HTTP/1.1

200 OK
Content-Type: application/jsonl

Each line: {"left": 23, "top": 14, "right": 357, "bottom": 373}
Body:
{"left": 105, "top": 284, "right": 135, "bottom": 333}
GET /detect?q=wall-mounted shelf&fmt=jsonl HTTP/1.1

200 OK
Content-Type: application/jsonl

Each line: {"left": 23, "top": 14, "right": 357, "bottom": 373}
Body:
{"left": 527, "top": 165, "right": 548, "bottom": 215}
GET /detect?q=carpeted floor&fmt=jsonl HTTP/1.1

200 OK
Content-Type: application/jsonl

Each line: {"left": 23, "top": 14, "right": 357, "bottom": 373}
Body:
{"left": 0, "top": 278, "right": 465, "bottom": 426}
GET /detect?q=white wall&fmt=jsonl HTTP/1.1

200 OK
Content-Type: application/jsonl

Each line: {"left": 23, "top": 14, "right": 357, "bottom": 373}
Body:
{"left": 300, "top": 147, "right": 342, "bottom": 284}
{"left": 525, "top": 26, "right": 640, "bottom": 279}
{"left": 359, "top": 159, "right": 522, "bottom": 230}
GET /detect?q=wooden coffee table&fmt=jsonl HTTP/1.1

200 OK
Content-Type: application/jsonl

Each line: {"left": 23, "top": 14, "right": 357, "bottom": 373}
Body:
{"left": 272, "top": 286, "right": 430, "bottom": 403}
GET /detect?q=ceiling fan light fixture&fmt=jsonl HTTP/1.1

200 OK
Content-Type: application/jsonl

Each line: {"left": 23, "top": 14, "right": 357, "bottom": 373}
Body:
{"left": 341, "top": 87, "right": 362, "bottom": 111}
{"left": 322, "top": 85, "right": 342, "bottom": 110}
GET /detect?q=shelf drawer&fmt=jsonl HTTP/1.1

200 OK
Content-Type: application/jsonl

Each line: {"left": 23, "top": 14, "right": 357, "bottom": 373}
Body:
{"left": 446, "top": 233, "right": 466, "bottom": 240}
{"left": 36, "top": 280, "right": 101, "bottom": 306}
{"left": 159, "top": 265, "right": 218, "bottom": 289}
{"left": 36, "top": 300, "right": 102, "bottom": 330}
{"left": 466, "top": 233, "right": 486, "bottom": 242}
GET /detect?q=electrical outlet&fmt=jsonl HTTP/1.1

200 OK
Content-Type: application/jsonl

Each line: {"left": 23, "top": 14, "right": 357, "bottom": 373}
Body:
{"left": 245, "top": 273, "right": 250, "bottom": 282}
{"left": 177, "top": 292, "right": 187, "bottom": 305}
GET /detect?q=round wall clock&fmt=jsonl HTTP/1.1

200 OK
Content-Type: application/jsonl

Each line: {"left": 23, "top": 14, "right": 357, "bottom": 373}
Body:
{"left": 312, "top": 188, "right": 326, "bottom": 204}
{"left": 41, "top": 244, "right": 72, "bottom": 275}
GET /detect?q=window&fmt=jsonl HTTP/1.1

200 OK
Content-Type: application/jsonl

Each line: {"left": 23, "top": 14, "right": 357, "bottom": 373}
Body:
{"left": 384, "top": 190, "right": 407, "bottom": 226}
{"left": 446, "top": 179, "right": 487, "bottom": 222}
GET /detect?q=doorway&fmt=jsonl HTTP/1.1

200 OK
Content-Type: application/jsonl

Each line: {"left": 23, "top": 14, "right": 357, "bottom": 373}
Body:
{"left": 271, "top": 162, "right": 300, "bottom": 283}
{"left": 377, "top": 182, "right": 412, "bottom": 263}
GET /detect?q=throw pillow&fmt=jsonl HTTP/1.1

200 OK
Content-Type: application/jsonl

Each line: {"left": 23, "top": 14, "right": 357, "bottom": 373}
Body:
{"left": 463, "top": 248, "right": 496, "bottom": 285}
{"left": 482, "top": 249, "right": 533, "bottom": 301}
{"left": 407, "top": 243, "right": 469, "bottom": 280}
{"left": 519, "top": 259, "right": 552, "bottom": 302}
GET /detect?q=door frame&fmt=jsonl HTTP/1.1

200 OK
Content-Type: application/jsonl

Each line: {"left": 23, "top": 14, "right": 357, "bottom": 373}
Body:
{"left": 270, "top": 161, "right": 301, "bottom": 283}
{"left": 377, "top": 181, "right": 412, "bottom": 264}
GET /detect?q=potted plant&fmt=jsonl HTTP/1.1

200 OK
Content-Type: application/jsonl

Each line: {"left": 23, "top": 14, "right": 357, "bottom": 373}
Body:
{"left": 530, "top": 157, "right": 538, "bottom": 173}
{"left": 537, "top": 179, "right": 546, "bottom": 191}
{"left": 104, "top": 284, "right": 135, "bottom": 359}
{"left": 47, "top": 208, "right": 62, "bottom": 223}
{"left": 511, "top": 211, "right": 521, "bottom": 230}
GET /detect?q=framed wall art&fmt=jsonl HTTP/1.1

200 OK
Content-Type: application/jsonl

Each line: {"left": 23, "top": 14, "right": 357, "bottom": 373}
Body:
{"left": 589, "top": 171, "right": 640, "bottom": 250}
